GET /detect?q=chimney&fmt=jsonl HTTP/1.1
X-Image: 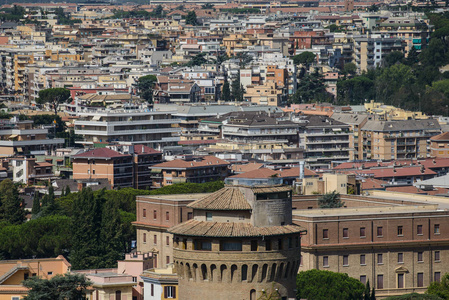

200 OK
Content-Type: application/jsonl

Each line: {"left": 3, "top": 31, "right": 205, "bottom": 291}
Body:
{"left": 420, "top": 165, "right": 425, "bottom": 174}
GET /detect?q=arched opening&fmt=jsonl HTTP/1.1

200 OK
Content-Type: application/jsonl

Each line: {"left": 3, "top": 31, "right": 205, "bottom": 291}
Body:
{"left": 179, "top": 262, "right": 184, "bottom": 279}
{"left": 231, "top": 264, "right": 238, "bottom": 282}
{"left": 220, "top": 264, "right": 228, "bottom": 283}
{"left": 261, "top": 264, "right": 268, "bottom": 282}
{"left": 186, "top": 263, "right": 192, "bottom": 280}
{"left": 250, "top": 289, "right": 256, "bottom": 300}
{"left": 278, "top": 263, "right": 284, "bottom": 280}
{"left": 201, "top": 264, "right": 208, "bottom": 281}
{"left": 210, "top": 264, "right": 217, "bottom": 282}
{"left": 192, "top": 263, "right": 198, "bottom": 281}
{"left": 242, "top": 264, "right": 248, "bottom": 281}
{"left": 291, "top": 261, "right": 298, "bottom": 278}
{"left": 251, "top": 264, "right": 259, "bottom": 282}
{"left": 115, "top": 290, "right": 121, "bottom": 300}
{"left": 285, "top": 262, "right": 291, "bottom": 278}
{"left": 270, "top": 263, "right": 277, "bottom": 281}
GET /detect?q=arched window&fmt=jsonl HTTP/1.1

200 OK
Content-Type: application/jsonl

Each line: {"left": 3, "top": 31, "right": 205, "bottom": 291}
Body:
{"left": 220, "top": 264, "right": 228, "bottom": 283}
{"left": 242, "top": 264, "right": 248, "bottom": 281}
{"left": 210, "top": 264, "right": 217, "bottom": 282}
{"left": 250, "top": 289, "right": 256, "bottom": 300}
{"left": 278, "top": 263, "right": 284, "bottom": 280}
{"left": 285, "top": 262, "right": 291, "bottom": 278}
{"left": 261, "top": 264, "right": 268, "bottom": 282}
{"left": 270, "top": 263, "right": 277, "bottom": 281}
{"left": 186, "top": 263, "right": 192, "bottom": 280}
{"left": 201, "top": 264, "right": 208, "bottom": 281}
{"left": 231, "top": 264, "right": 238, "bottom": 282}
{"left": 192, "top": 264, "right": 198, "bottom": 281}
{"left": 251, "top": 264, "right": 259, "bottom": 282}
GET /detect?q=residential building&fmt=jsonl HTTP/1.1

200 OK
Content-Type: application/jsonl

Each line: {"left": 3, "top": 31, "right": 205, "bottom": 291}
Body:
{"left": 430, "top": 132, "right": 449, "bottom": 159}
{"left": 141, "top": 266, "right": 178, "bottom": 300}
{"left": 169, "top": 185, "right": 305, "bottom": 300}
{"left": 244, "top": 81, "right": 285, "bottom": 106}
{"left": 149, "top": 155, "right": 229, "bottom": 188}
{"left": 74, "top": 108, "right": 181, "bottom": 150}
{"left": 360, "top": 119, "right": 441, "bottom": 160}
{"left": 0, "top": 255, "right": 71, "bottom": 300}
{"left": 72, "top": 148, "right": 134, "bottom": 189}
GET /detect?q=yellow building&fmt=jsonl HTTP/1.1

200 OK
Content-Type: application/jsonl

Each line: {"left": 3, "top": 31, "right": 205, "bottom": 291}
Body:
{"left": 222, "top": 34, "right": 257, "bottom": 56}
{"left": 244, "top": 81, "right": 284, "bottom": 106}
{"left": 364, "top": 100, "right": 427, "bottom": 120}
{"left": 301, "top": 173, "right": 356, "bottom": 195}
{"left": 0, "top": 256, "right": 71, "bottom": 300}
{"left": 14, "top": 54, "right": 34, "bottom": 94}
{"left": 141, "top": 267, "right": 178, "bottom": 300}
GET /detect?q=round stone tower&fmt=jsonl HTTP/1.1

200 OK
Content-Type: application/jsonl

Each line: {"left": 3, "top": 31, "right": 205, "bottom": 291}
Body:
{"left": 168, "top": 185, "right": 305, "bottom": 300}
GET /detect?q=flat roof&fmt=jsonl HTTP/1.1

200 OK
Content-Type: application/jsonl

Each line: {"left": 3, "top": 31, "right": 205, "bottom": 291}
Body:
{"left": 136, "top": 193, "right": 209, "bottom": 201}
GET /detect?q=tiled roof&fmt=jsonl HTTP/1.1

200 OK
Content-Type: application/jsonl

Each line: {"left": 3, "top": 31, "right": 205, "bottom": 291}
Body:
{"left": 133, "top": 144, "right": 161, "bottom": 155}
{"left": 151, "top": 156, "right": 229, "bottom": 169}
{"left": 73, "top": 148, "right": 129, "bottom": 159}
{"left": 229, "top": 167, "right": 317, "bottom": 178}
{"left": 168, "top": 219, "right": 303, "bottom": 237}
{"left": 431, "top": 132, "right": 449, "bottom": 141}
{"left": 251, "top": 186, "right": 291, "bottom": 194}
{"left": 231, "top": 162, "right": 264, "bottom": 173}
{"left": 188, "top": 187, "right": 251, "bottom": 210}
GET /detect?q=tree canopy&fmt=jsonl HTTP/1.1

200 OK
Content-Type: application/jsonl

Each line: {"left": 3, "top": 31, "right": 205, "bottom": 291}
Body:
{"left": 23, "top": 273, "right": 91, "bottom": 300}
{"left": 37, "top": 88, "right": 71, "bottom": 115}
{"left": 426, "top": 273, "right": 449, "bottom": 299}
{"left": 186, "top": 11, "right": 198, "bottom": 26}
{"left": 293, "top": 52, "right": 316, "bottom": 66}
{"left": 137, "top": 75, "right": 157, "bottom": 103}
{"left": 296, "top": 269, "right": 372, "bottom": 300}
{"left": 318, "top": 191, "right": 344, "bottom": 208}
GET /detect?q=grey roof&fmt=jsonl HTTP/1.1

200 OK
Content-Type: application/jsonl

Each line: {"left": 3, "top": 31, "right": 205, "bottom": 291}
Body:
{"left": 154, "top": 104, "right": 282, "bottom": 117}
{"left": 361, "top": 119, "right": 441, "bottom": 132}
{"left": 414, "top": 174, "right": 449, "bottom": 188}
{"left": 304, "top": 115, "right": 349, "bottom": 128}
{"left": 331, "top": 113, "right": 369, "bottom": 126}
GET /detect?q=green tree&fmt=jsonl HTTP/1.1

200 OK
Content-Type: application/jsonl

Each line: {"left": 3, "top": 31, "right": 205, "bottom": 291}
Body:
{"left": 292, "top": 70, "right": 330, "bottom": 103}
{"left": 406, "top": 46, "right": 419, "bottom": 66}
{"left": 65, "top": 185, "right": 71, "bottom": 196}
{"left": 222, "top": 80, "right": 231, "bottom": 101}
{"left": 231, "top": 74, "right": 244, "bottom": 102}
{"left": 37, "top": 88, "right": 71, "bottom": 115}
{"left": 153, "top": 5, "right": 163, "bottom": 17}
{"left": 187, "top": 53, "right": 208, "bottom": 67}
{"left": 0, "top": 179, "right": 25, "bottom": 225}
{"left": 235, "top": 52, "right": 253, "bottom": 67}
{"left": 318, "top": 191, "right": 343, "bottom": 208}
{"left": 31, "top": 192, "right": 41, "bottom": 217}
{"left": 292, "top": 52, "right": 316, "bottom": 66}
{"left": 186, "top": 11, "right": 198, "bottom": 26}
{"left": 337, "top": 75, "right": 375, "bottom": 105}
{"left": 23, "top": 273, "right": 92, "bottom": 300}
{"left": 297, "top": 269, "right": 366, "bottom": 300}
{"left": 137, "top": 75, "right": 157, "bottom": 103}
{"left": 343, "top": 62, "right": 357, "bottom": 76}
{"left": 100, "top": 198, "right": 123, "bottom": 267}
{"left": 427, "top": 273, "right": 449, "bottom": 299}
{"left": 384, "top": 51, "right": 405, "bottom": 67}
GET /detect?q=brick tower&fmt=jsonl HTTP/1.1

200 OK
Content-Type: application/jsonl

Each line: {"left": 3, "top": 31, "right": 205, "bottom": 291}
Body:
{"left": 169, "top": 185, "right": 305, "bottom": 300}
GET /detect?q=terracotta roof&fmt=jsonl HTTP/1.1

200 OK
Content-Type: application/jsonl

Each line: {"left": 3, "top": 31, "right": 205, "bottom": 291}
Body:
{"left": 229, "top": 167, "right": 317, "bottom": 179}
{"left": 73, "top": 148, "right": 129, "bottom": 159}
{"left": 188, "top": 187, "right": 251, "bottom": 211}
{"left": 251, "top": 186, "right": 291, "bottom": 194}
{"left": 168, "top": 219, "right": 303, "bottom": 237}
{"left": 151, "top": 156, "right": 229, "bottom": 169}
{"left": 133, "top": 144, "right": 161, "bottom": 155}
{"left": 431, "top": 132, "right": 449, "bottom": 141}
{"left": 277, "top": 167, "right": 317, "bottom": 178}
{"left": 231, "top": 162, "right": 264, "bottom": 173}
{"left": 361, "top": 178, "right": 386, "bottom": 190}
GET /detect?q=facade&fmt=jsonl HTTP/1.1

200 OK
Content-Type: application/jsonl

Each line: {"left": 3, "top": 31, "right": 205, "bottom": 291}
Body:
{"left": 293, "top": 193, "right": 449, "bottom": 298}
{"left": 72, "top": 148, "right": 134, "bottom": 189}
{"left": 360, "top": 119, "right": 441, "bottom": 160}
{"left": 133, "top": 194, "right": 204, "bottom": 268}
{"left": 169, "top": 185, "right": 304, "bottom": 300}
{"left": 149, "top": 156, "right": 230, "bottom": 188}
{"left": 430, "top": 132, "right": 449, "bottom": 159}
{"left": 141, "top": 267, "right": 178, "bottom": 300}
{"left": 74, "top": 108, "right": 181, "bottom": 150}
{"left": 0, "top": 255, "right": 71, "bottom": 300}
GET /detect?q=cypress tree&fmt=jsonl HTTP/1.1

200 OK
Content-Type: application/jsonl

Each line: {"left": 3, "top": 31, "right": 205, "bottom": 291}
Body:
{"left": 0, "top": 179, "right": 25, "bottom": 224}
{"left": 222, "top": 81, "right": 231, "bottom": 101}
{"left": 31, "top": 191, "right": 41, "bottom": 216}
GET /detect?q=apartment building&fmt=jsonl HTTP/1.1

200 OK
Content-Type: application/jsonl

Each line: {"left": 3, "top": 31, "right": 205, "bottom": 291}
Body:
{"left": 0, "top": 118, "right": 64, "bottom": 157}
{"left": 353, "top": 34, "right": 405, "bottom": 72}
{"left": 72, "top": 148, "right": 134, "bottom": 189}
{"left": 133, "top": 193, "right": 203, "bottom": 268}
{"left": 360, "top": 119, "right": 441, "bottom": 160}
{"left": 430, "top": 132, "right": 449, "bottom": 159}
{"left": 149, "top": 155, "right": 230, "bottom": 188}
{"left": 74, "top": 108, "right": 181, "bottom": 150}
{"left": 293, "top": 193, "right": 449, "bottom": 298}
{"left": 244, "top": 81, "right": 285, "bottom": 106}
{"left": 299, "top": 115, "right": 352, "bottom": 170}
{"left": 331, "top": 113, "right": 369, "bottom": 161}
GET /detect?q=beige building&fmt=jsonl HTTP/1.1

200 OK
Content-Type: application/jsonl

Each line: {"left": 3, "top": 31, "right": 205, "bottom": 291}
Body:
{"left": 292, "top": 193, "right": 449, "bottom": 298}
{"left": 244, "top": 81, "right": 284, "bottom": 106}
{"left": 169, "top": 186, "right": 304, "bottom": 300}
{"left": 430, "top": 132, "right": 449, "bottom": 159}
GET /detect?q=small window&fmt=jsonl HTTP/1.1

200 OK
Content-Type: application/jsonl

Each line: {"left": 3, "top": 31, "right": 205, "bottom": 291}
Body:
{"left": 378, "top": 253, "right": 383, "bottom": 264}
{"left": 435, "top": 251, "right": 441, "bottom": 262}
{"left": 187, "top": 212, "right": 193, "bottom": 220}
{"left": 47, "top": 271, "right": 53, "bottom": 275}
{"left": 265, "top": 239, "right": 271, "bottom": 251}
{"left": 377, "top": 274, "right": 384, "bottom": 289}
{"left": 166, "top": 256, "right": 170, "bottom": 265}
{"left": 143, "top": 209, "right": 146, "bottom": 218}
{"left": 377, "top": 226, "right": 383, "bottom": 237}
{"left": 154, "top": 235, "right": 157, "bottom": 245}
{"left": 206, "top": 212, "right": 212, "bottom": 221}
{"left": 360, "top": 227, "right": 366, "bottom": 238}
{"left": 166, "top": 211, "right": 170, "bottom": 221}
{"left": 360, "top": 254, "right": 366, "bottom": 265}
{"left": 417, "top": 225, "right": 423, "bottom": 235}
{"left": 435, "top": 224, "right": 440, "bottom": 234}
{"left": 151, "top": 283, "right": 154, "bottom": 296}
{"left": 323, "top": 229, "right": 329, "bottom": 239}
{"left": 397, "top": 226, "right": 403, "bottom": 236}
{"left": 164, "top": 286, "right": 176, "bottom": 298}
{"left": 251, "top": 240, "right": 258, "bottom": 251}
{"left": 343, "top": 228, "right": 349, "bottom": 238}
{"left": 166, "top": 236, "right": 170, "bottom": 246}
{"left": 360, "top": 275, "right": 367, "bottom": 284}
{"left": 417, "top": 273, "right": 424, "bottom": 287}
{"left": 435, "top": 272, "right": 441, "bottom": 282}
{"left": 343, "top": 255, "right": 349, "bottom": 266}
{"left": 398, "top": 273, "right": 404, "bottom": 289}
{"left": 398, "top": 253, "right": 404, "bottom": 263}
{"left": 143, "top": 233, "right": 146, "bottom": 243}
{"left": 323, "top": 256, "right": 329, "bottom": 267}
{"left": 418, "top": 252, "right": 423, "bottom": 262}
{"left": 153, "top": 210, "right": 157, "bottom": 220}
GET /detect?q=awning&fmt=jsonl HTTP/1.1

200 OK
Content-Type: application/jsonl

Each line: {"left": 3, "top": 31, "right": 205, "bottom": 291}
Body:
{"left": 332, "top": 128, "right": 341, "bottom": 132}
{"left": 17, "top": 147, "right": 23, "bottom": 152}
{"left": 8, "top": 134, "right": 18, "bottom": 139}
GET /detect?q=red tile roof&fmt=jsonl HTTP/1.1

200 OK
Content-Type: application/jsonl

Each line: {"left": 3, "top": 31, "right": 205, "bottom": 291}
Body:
{"left": 133, "top": 144, "right": 161, "bottom": 155}
{"left": 229, "top": 167, "right": 317, "bottom": 179}
{"left": 346, "top": 166, "right": 436, "bottom": 178}
{"left": 73, "top": 148, "right": 129, "bottom": 159}
{"left": 231, "top": 162, "right": 264, "bottom": 173}
{"left": 431, "top": 132, "right": 449, "bottom": 141}
{"left": 151, "top": 156, "right": 229, "bottom": 169}
{"left": 188, "top": 187, "right": 251, "bottom": 211}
